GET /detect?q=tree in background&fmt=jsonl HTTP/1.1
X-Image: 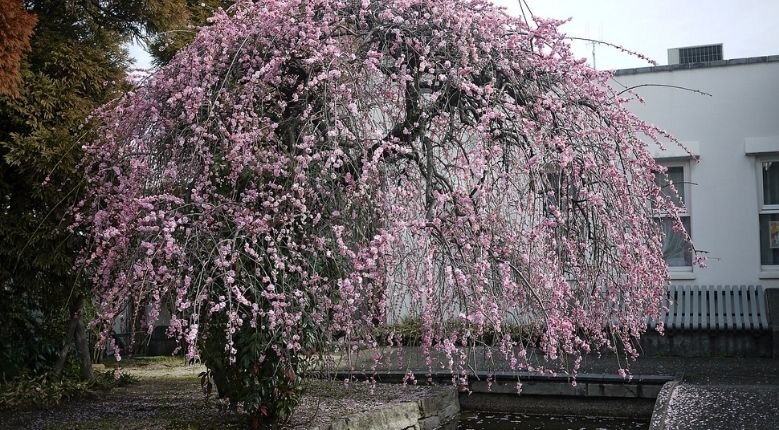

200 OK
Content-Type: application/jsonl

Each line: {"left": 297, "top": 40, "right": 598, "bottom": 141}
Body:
{"left": 0, "top": 1, "right": 128, "bottom": 382}
{"left": 0, "top": 0, "right": 37, "bottom": 97}
{"left": 0, "top": 0, "right": 227, "bottom": 381}
{"left": 77, "top": 0, "right": 694, "bottom": 427}
{"left": 146, "top": 0, "right": 233, "bottom": 67}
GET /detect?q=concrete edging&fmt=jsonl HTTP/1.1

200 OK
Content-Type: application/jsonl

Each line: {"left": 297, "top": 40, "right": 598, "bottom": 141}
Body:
{"left": 648, "top": 381, "right": 679, "bottom": 430}
{"left": 313, "top": 389, "right": 460, "bottom": 430}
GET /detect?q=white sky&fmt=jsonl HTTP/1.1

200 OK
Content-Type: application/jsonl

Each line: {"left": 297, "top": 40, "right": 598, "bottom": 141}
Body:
{"left": 127, "top": 42, "right": 152, "bottom": 70}
{"left": 127, "top": 1, "right": 779, "bottom": 71}
{"left": 497, "top": 0, "right": 779, "bottom": 70}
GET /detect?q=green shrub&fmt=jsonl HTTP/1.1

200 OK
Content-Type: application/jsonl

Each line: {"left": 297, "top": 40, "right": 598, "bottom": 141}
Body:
{"left": 198, "top": 315, "right": 325, "bottom": 429}
{"left": 379, "top": 317, "right": 545, "bottom": 347}
{"left": 0, "top": 369, "right": 138, "bottom": 410}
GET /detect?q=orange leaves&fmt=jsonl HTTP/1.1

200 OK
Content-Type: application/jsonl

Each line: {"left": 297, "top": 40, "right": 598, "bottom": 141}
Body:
{"left": 0, "top": 0, "right": 36, "bottom": 97}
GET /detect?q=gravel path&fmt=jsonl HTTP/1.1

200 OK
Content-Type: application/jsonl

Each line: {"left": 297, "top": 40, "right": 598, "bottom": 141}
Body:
{"left": 0, "top": 359, "right": 443, "bottom": 430}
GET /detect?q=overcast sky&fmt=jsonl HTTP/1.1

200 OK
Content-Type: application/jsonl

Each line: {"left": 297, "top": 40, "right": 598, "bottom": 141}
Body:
{"left": 128, "top": 1, "right": 779, "bottom": 71}
{"left": 498, "top": 0, "right": 779, "bottom": 70}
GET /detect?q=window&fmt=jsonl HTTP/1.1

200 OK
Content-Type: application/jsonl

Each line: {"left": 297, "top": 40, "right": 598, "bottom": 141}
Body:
{"left": 757, "top": 160, "right": 779, "bottom": 267}
{"left": 654, "top": 163, "right": 693, "bottom": 268}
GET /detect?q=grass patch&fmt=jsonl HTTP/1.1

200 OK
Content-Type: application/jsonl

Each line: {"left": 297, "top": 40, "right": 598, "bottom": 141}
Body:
{"left": 103, "top": 355, "right": 186, "bottom": 369}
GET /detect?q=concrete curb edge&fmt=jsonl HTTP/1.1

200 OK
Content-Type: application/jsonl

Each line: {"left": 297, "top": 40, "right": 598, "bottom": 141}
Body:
{"left": 648, "top": 381, "right": 679, "bottom": 430}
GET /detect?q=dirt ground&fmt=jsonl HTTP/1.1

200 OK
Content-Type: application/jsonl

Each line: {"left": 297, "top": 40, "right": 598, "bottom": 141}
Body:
{"left": 0, "top": 357, "right": 440, "bottom": 430}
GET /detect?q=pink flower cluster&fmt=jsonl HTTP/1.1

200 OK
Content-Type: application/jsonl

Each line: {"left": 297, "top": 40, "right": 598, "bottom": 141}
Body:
{"left": 77, "top": 0, "right": 692, "bottom": 378}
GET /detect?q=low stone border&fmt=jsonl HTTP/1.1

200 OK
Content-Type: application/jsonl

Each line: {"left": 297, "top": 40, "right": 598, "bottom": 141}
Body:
{"left": 312, "top": 388, "right": 459, "bottom": 430}
{"left": 648, "top": 381, "right": 679, "bottom": 430}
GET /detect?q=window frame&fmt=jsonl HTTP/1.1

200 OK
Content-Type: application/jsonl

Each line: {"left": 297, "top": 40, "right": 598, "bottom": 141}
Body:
{"left": 756, "top": 157, "right": 779, "bottom": 271}
{"left": 757, "top": 158, "right": 779, "bottom": 212}
{"left": 654, "top": 160, "right": 693, "bottom": 272}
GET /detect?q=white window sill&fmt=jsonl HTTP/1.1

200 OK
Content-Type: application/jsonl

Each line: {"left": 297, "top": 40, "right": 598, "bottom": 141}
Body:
{"left": 759, "top": 271, "right": 779, "bottom": 279}
{"left": 668, "top": 271, "right": 696, "bottom": 280}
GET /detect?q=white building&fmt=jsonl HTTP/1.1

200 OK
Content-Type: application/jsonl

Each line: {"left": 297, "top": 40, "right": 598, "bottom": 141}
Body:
{"left": 613, "top": 45, "right": 779, "bottom": 289}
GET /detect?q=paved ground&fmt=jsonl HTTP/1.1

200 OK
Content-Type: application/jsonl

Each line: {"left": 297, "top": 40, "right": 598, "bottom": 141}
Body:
{"left": 4, "top": 351, "right": 776, "bottom": 429}
{"left": 661, "top": 384, "right": 779, "bottom": 430}
{"left": 0, "top": 357, "right": 441, "bottom": 430}
{"left": 650, "top": 355, "right": 779, "bottom": 430}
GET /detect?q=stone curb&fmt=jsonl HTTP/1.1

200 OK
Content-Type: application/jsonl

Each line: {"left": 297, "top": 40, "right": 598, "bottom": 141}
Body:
{"left": 330, "top": 370, "right": 674, "bottom": 385}
{"left": 311, "top": 389, "right": 459, "bottom": 430}
{"left": 648, "top": 381, "right": 679, "bottom": 430}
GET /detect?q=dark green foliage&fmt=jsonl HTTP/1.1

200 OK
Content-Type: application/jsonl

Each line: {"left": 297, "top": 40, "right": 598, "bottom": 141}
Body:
{"left": 0, "top": 368, "right": 138, "bottom": 409}
{"left": 0, "top": 294, "right": 60, "bottom": 380}
{"left": 199, "top": 314, "right": 323, "bottom": 429}
{"left": 0, "top": 1, "right": 130, "bottom": 379}
{"left": 146, "top": 0, "right": 233, "bottom": 66}
{"left": 0, "top": 0, "right": 226, "bottom": 379}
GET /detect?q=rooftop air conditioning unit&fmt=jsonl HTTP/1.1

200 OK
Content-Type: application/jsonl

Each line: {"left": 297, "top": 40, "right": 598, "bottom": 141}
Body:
{"left": 668, "top": 44, "right": 723, "bottom": 65}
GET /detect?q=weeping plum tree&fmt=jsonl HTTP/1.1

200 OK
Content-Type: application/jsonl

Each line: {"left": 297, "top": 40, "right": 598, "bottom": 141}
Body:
{"left": 76, "top": 0, "right": 693, "bottom": 425}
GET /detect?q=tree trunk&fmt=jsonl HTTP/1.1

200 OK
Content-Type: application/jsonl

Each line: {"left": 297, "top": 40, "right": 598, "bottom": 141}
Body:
{"left": 52, "top": 295, "right": 93, "bottom": 381}
{"left": 74, "top": 318, "right": 93, "bottom": 381}
{"left": 129, "top": 297, "right": 150, "bottom": 356}
{"left": 52, "top": 318, "right": 77, "bottom": 379}
{"left": 212, "top": 366, "right": 229, "bottom": 399}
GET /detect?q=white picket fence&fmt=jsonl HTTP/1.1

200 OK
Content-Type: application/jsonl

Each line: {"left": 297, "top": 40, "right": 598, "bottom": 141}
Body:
{"left": 657, "top": 285, "right": 769, "bottom": 331}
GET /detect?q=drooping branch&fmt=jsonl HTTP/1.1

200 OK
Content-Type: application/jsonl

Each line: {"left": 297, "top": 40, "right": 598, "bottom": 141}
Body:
{"left": 75, "top": 2, "right": 693, "bottom": 418}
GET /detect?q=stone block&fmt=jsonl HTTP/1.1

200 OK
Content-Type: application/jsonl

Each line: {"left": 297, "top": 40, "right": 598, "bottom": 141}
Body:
{"left": 439, "top": 402, "right": 461, "bottom": 421}
{"left": 328, "top": 402, "right": 420, "bottom": 430}
{"left": 600, "top": 384, "right": 640, "bottom": 398}
{"left": 418, "top": 390, "right": 457, "bottom": 417}
{"left": 418, "top": 415, "right": 441, "bottom": 430}
{"left": 474, "top": 380, "right": 586, "bottom": 396}
{"left": 637, "top": 384, "right": 663, "bottom": 399}
{"left": 469, "top": 380, "right": 516, "bottom": 394}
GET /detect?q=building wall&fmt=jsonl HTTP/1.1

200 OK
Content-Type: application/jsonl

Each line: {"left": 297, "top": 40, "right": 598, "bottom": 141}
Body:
{"left": 613, "top": 59, "right": 779, "bottom": 288}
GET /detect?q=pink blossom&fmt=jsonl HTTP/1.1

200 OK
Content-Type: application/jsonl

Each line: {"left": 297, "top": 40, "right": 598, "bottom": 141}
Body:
{"left": 76, "top": 0, "right": 694, "bottom": 386}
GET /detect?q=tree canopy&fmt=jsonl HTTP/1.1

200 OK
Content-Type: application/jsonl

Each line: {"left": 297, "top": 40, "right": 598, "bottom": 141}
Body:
{"left": 0, "top": 0, "right": 37, "bottom": 97}
{"left": 0, "top": 0, "right": 229, "bottom": 379}
{"left": 77, "top": 0, "right": 692, "bottom": 425}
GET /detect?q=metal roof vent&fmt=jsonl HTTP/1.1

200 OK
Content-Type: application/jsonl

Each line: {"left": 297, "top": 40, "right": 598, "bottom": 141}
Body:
{"left": 668, "top": 44, "right": 723, "bottom": 65}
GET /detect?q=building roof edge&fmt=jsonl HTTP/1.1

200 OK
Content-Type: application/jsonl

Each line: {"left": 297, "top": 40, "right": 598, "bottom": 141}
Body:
{"left": 613, "top": 55, "right": 779, "bottom": 76}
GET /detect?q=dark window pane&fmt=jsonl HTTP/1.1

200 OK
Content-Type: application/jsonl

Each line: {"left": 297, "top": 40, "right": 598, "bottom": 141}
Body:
{"left": 759, "top": 213, "right": 779, "bottom": 265}
{"left": 660, "top": 216, "right": 692, "bottom": 267}
{"left": 656, "top": 166, "right": 685, "bottom": 208}
{"left": 762, "top": 162, "right": 779, "bottom": 205}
